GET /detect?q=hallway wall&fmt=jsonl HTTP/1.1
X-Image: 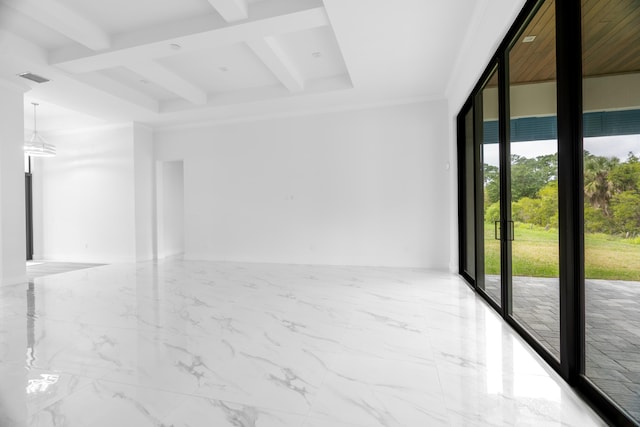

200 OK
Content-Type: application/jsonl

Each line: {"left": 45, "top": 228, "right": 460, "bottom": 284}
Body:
{"left": 0, "top": 82, "right": 27, "bottom": 286}
{"left": 33, "top": 124, "right": 138, "bottom": 263}
{"left": 155, "top": 101, "right": 450, "bottom": 269}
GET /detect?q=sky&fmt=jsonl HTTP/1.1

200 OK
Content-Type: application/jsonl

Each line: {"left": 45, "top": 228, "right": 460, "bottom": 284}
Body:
{"left": 483, "top": 134, "right": 640, "bottom": 166}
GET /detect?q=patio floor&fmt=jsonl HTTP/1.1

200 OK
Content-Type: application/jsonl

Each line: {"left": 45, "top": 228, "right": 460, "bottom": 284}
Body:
{"left": 485, "top": 276, "right": 640, "bottom": 422}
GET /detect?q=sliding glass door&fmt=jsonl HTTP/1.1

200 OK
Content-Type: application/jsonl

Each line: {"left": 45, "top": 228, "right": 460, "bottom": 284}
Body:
{"left": 478, "top": 68, "right": 503, "bottom": 307}
{"left": 582, "top": 0, "right": 640, "bottom": 421}
{"left": 457, "top": 0, "right": 640, "bottom": 423}
{"left": 470, "top": 0, "right": 561, "bottom": 359}
{"left": 507, "top": 0, "right": 560, "bottom": 361}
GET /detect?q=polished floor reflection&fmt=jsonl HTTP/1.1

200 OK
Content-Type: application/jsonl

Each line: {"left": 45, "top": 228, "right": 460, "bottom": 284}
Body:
{"left": 26, "top": 261, "right": 106, "bottom": 281}
{"left": 0, "top": 261, "right": 605, "bottom": 426}
{"left": 486, "top": 275, "right": 640, "bottom": 422}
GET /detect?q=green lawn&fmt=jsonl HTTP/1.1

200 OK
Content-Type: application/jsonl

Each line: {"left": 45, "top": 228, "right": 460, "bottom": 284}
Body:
{"left": 483, "top": 222, "right": 640, "bottom": 281}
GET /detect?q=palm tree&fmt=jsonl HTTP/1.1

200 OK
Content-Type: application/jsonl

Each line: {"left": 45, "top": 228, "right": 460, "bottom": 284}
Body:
{"left": 583, "top": 152, "right": 618, "bottom": 217}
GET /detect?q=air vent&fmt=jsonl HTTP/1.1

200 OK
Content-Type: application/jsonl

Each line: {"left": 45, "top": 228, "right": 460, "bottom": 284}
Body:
{"left": 18, "top": 72, "right": 50, "bottom": 84}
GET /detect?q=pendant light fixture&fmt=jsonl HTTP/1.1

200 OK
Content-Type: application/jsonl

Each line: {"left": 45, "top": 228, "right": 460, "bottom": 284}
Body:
{"left": 24, "top": 102, "right": 56, "bottom": 157}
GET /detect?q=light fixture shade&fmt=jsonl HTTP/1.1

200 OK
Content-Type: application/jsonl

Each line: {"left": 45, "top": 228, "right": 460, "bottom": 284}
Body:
{"left": 24, "top": 102, "right": 56, "bottom": 157}
{"left": 24, "top": 132, "right": 56, "bottom": 157}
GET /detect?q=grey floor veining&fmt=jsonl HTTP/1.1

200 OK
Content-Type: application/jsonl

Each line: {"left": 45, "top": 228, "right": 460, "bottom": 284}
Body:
{"left": 1, "top": 260, "right": 606, "bottom": 426}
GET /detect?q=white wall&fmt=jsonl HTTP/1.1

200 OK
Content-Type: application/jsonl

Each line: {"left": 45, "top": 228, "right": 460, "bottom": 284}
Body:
{"left": 156, "top": 102, "right": 450, "bottom": 269}
{"left": 446, "top": 0, "right": 526, "bottom": 115}
{"left": 0, "top": 81, "right": 27, "bottom": 286}
{"left": 35, "top": 125, "right": 137, "bottom": 263}
{"left": 134, "top": 123, "right": 155, "bottom": 261}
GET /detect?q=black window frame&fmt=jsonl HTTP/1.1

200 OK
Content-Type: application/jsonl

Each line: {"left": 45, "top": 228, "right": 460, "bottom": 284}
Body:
{"left": 456, "top": 0, "right": 637, "bottom": 424}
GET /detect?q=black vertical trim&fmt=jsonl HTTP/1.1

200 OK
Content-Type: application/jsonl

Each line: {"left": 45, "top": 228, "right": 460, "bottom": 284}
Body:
{"left": 25, "top": 172, "right": 33, "bottom": 261}
{"left": 555, "top": 0, "right": 583, "bottom": 383}
{"left": 457, "top": 99, "right": 474, "bottom": 285}
{"left": 473, "top": 89, "right": 486, "bottom": 292}
{"left": 498, "top": 54, "right": 512, "bottom": 317}
{"left": 457, "top": 106, "right": 466, "bottom": 277}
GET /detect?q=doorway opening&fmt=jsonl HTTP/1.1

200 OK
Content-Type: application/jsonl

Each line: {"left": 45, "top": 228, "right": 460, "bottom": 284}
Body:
{"left": 155, "top": 160, "right": 185, "bottom": 259}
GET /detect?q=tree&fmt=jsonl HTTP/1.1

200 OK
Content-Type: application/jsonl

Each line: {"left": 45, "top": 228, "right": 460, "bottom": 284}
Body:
{"left": 611, "top": 191, "right": 640, "bottom": 234}
{"left": 485, "top": 201, "right": 500, "bottom": 222}
{"left": 511, "top": 181, "right": 558, "bottom": 227}
{"left": 584, "top": 204, "right": 610, "bottom": 234}
{"left": 583, "top": 152, "right": 618, "bottom": 216}
{"left": 608, "top": 153, "right": 640, "bottom": 235}
{"left": 537, "top": 181, "right": 558, "bottom": 228}
{"left": 609, "top": 153, "right": 640, "bottom": 194}
{"left": 512, "top": 197, "right": 540, "bottom": 224}
{"left": 510, "top": 154, "right": 557, "bottom": 201}
{"left": 483, "top": 164, "right": 500, "bottom": 206}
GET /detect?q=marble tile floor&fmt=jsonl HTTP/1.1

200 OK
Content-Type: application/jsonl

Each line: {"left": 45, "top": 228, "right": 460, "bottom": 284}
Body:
{"left": 26, "top": 261, "right": 106, "bottom": 281}
{"left": 0, "top": 260, "right": 607, "bottom": 426}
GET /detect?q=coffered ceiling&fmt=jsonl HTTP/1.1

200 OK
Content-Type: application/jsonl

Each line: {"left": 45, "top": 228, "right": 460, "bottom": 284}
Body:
{"left": 0, "top": 0, "right": 479, "bottom": 130}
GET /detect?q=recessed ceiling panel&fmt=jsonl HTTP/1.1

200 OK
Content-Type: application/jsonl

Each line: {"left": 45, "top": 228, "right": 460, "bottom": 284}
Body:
{"left": 0, "top": 0, "right": 493, "bottom": 128}
{"left": 101, "top": 67, "right": 178, "bottom": 101}
{"left": 273, "top": 26, "right": 348, "bottom": 82}
{"left": 58, "top": 0, "right": 214, "bottom": 35}
{"left": 157, "top": 43, "right": 281, "bottom": 94}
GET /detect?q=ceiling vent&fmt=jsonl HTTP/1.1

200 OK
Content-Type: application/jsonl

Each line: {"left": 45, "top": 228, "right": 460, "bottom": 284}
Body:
{"left": 18, "top": 72, "right": 50, "bottom": 84}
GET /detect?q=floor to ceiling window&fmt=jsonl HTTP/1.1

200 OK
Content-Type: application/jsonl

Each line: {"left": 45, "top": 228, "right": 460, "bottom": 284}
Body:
{"left": 507, "top": 0, "right": 560, "bottom": 361}
{"left": 581, "top": 0, "right": 640, "bottom": 421}
{"left": 480, "top": 68, "right": 503, "bottom": 306}
{"left": 457, "top": 0, "right": 640, "bottom": 424}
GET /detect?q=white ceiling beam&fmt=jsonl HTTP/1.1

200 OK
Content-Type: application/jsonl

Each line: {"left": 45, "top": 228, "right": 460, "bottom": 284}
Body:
{"left": 28, "top": 74, "right": 160, "bottom": 120}
{"left": 0, "top": 28, "right": 48, "bottom": 69}
{"left": 128, "top": 61, "right": 207, "bottom": 105}
{"left": 246, "top": 37, "right": 304, "bottom": 92}
{"left": 206, "top": 0, "right": 248, "bottom": 22}
{"left": 0, "top": 30, "right": 157, "bottom": 115}
{"left": 71, "top": 72, "right": 159, "bottom": 112}
{"left": 2, "top": 0, "right": 110, "bottom": 51}
{"left": 51, "top": 1, "right": 328, "bottom": 73}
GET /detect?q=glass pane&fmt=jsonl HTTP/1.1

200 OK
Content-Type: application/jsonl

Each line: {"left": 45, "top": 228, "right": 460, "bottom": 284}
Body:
{"left": 480, "top": 69, "right": 501, "bottom": 305}
{"left": 582, "top": 0, "right": 640, "bottom": 422}
{"left": 464, "top": 108, "right": 476, "bottom": 279}
{"left": 508, "top": 0, "right": 560, "bottom": 360}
